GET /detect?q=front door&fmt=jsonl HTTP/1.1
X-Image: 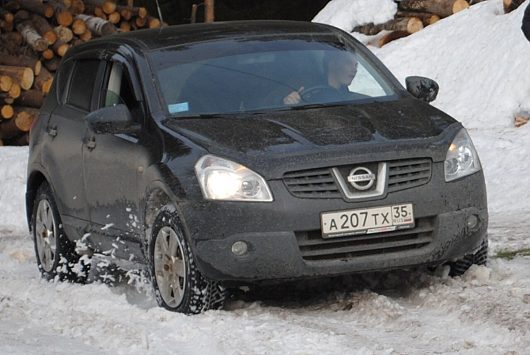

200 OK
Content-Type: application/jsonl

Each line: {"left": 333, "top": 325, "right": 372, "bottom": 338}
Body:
{"left": 82, "top": 57, "right": 146, "bottom": 260}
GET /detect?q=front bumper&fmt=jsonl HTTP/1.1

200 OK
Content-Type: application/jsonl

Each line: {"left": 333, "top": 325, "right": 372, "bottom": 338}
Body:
{"left": 180, "top": 164, "right": 488, "bottom": 283}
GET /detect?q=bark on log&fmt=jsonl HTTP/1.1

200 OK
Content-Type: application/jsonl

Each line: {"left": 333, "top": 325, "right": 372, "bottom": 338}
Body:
{"left": 13, "top": 10, "right": 31, "bottom": 23}
{"left": 48, "top": 0, "right": 74, "bottom": 27}
{"left": 16, "top": 0, "right": 54, "bottom": 19}
{"left": 44, "top": 57, "right": 60, "bottom": 72}
{"left": 0, "top": 92, "right": 15, "bottom": 105}
{"left": 0, "top": 8, "right": 15, "bottom": 24}
{"left": 377, "top": 31, "right": 411, "bottom": 47}
{"left": 0, "top": 55, "right": 41, "bottom": 77}
{"left": 54, "top": 25, "right": 74, "bottom": 42}
{"left": 0, "top": 19, "right": 14, "bottom": 32}
{"left": 117, "top": 5, "right": 147, "bottom": 20}
{"left": 6, "top": 133, "right": 29, "bottom": 146}
{"left": 76, "top": 14, "right": 116, "bottom": 36}
{"left": 30, "top": 14, "right": 57, "bottom": 45}
{"left": 0, "top": 107, "right": 37, "bottom": 138}
{"left": 52, "top": 40, "right": 71, "bottom": 57}
{"left": 16, "top": 22, "right": 48, "bottom": 52}
{"left": 503, "top": 0, "right": 525, "bottom": 13}
{"left": 14, "top": 89, "right": 44, "bottom": 108}
{"left": 353, "top": 17, "right": 424, "bottom": 36}
{"left": 0, "top": 65, "right": 34, "bottom": 91}
{"left": 398, "top": 0, "right": 469, "bottom": 18}
{"left": 34, "top": 67, "right": 53, "bottom": 94}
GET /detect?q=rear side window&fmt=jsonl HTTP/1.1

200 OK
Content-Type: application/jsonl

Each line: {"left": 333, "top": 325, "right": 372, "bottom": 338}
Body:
{"left": 67, "top": 59, "right": 100, "bottom": 111}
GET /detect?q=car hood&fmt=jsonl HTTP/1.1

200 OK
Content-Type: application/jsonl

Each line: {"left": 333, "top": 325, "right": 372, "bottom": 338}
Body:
{"left": 164, "top": 98, "right": 460, "bottom": 179}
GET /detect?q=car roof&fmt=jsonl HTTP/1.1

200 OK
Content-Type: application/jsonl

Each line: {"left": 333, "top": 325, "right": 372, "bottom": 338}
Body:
{"left": 88, "top": 20, "right": 340, "bottom": 52}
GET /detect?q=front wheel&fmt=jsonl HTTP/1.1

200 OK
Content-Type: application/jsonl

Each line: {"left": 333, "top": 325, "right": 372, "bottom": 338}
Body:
{"left": 150, "top": 208, "right": 226, "bottom": 314}
{"left": 32, "top": 183, "right": 89, "bottom": 282}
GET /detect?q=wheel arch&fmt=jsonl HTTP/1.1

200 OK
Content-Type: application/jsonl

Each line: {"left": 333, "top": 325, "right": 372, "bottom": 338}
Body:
{"left": 26, "top": 169, "right": 51, "bottom": 229}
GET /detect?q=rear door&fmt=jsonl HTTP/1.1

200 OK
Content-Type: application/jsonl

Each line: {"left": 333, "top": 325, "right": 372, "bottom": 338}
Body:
{"left": 82, "top": 53, "right": 147, "bottom": 260}
{"left": 42, "top": 57, "right": 104, "bottom": 240}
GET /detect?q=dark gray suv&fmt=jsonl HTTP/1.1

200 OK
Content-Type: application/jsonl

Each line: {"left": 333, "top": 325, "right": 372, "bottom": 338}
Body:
{"left": 27, "top": 21, "right": 488, "bottom": 314}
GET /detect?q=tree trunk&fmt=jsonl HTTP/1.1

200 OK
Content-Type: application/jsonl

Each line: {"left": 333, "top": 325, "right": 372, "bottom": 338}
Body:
{"left": 14, "top": 89, "right": 44, "bottom": 108}
{"left": 398, "top": 0, "right": 469, "bottom": 18}
{"left": 354, "top": 17, "right": 424, "bottom": 36}
{"left": 0, "top": 65, "right": 34, "bottom": 91}
{"left": 16, "top": 21, "right": 49, "bottom": 52}
{"left": 76, "top": 14, "right": 117, "bottom": 36}
{"left": 0, "top": 55, "right": 41, "bottom": 76}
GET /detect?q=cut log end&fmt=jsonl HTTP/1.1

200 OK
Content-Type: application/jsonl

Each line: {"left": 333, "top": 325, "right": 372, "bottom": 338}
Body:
{"left": 1, "top": 104, "right": 14, "bottom": 119}
{"left": 453, "top": 0, "right": 470, "bottom": 13}
{"left": 406, "top": 17, "right": 424, "bottom": 33}
{"left": 0, "top": 76, "right": 13, "bottom": 92}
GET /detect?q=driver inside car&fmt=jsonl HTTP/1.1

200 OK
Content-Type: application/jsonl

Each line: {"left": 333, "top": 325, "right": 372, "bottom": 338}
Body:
{"left": 283, "top": 50, "right": 359, "bottom": 105}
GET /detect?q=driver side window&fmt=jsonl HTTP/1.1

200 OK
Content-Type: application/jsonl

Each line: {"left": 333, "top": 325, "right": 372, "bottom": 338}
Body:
{"left": 103, "top": 62, "right": 139, "bottom": 118}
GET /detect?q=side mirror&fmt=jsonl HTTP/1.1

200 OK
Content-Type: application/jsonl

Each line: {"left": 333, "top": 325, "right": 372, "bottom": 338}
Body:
{"left": 405, "top": 76, "right": 439, "bottom": 103}
{"left": 85, "top": 104, "right": 137, "bottom": 134}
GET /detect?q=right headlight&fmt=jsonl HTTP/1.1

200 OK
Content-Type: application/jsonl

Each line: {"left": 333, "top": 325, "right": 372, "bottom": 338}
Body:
{"left": 444, "top": 128, "right": 482, "bottom": 182}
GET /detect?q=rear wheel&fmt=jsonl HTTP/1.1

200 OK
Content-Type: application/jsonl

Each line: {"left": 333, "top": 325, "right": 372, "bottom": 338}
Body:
{"left": 449, "top": 238, "right": 488, "bottom": 277}
{"left": 150, "top": 208, "right": 226, "bottom": 314}
{"left": 32, "top": 183, "right": 89, "bottom": 282}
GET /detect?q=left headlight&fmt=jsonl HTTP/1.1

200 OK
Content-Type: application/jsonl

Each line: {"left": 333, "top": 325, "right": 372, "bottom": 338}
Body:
{"left": 195, "top": 155, "right": 273, "bottom": 202}
{"left": 444, "top": 128, "right": 482, "bottom": 182}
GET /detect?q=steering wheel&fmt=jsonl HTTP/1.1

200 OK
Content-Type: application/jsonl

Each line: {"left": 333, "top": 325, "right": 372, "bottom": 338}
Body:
{"left": 300, "top": 85, "right": 336, "bottom": 102}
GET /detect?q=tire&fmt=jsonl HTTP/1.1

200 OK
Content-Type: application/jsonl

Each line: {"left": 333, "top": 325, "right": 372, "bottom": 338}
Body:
{"left": 149, "top": 207, "right": 226, "bottom": 314}
{"left": 449, "top": 238, "right": 488, "bottom": 277}
{"left": 32, "top": 182, "right": 89, "bottom": 282}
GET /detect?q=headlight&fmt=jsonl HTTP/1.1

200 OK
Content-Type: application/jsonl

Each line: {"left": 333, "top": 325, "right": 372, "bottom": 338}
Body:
{"left": 444, "top": 129, "right": 482, "bottom": 182}
{"left": 195, "top": 155, "right": 273, "bottom": 202}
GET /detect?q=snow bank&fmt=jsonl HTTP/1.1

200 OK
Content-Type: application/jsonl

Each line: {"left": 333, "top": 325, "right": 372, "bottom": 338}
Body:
{"left": 0, "top": 147, "right": 28, "bottom": 235}
{"left": 313, "top": 0, "right": 397, "bottom": 33}
{"left": 315, "top": 0, "right": 530, "bottom": 222}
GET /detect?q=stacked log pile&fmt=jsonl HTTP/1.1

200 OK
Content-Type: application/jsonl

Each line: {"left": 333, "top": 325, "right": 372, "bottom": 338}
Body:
{"left": 0, "top": 0, "right": 161, "bottom": 146}
{"left": 356, "top": 0, "right": 523, "bottom": 48}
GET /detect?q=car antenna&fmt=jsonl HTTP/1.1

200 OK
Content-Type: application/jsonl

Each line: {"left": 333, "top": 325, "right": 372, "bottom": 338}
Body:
{"left": 155, "top": 0, "right": 164, "bottom": 23}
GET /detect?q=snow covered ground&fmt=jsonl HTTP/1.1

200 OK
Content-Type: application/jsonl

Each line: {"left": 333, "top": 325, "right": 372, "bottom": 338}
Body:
{"left": 1, "top": 0, "right": 529, "bottom": 354}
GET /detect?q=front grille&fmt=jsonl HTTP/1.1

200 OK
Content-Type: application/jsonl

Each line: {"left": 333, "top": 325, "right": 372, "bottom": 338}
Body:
{"left": 296, "top": 217, "right": 435, "bottom": 261}
{"left": 387, "top": 159, "right": 432, "bottom": 192}
{"left": 283, "top": 158, "right": 432, "bottom": 199}
{"left": 283, "top": 168, "right": 341, "bottom": 199}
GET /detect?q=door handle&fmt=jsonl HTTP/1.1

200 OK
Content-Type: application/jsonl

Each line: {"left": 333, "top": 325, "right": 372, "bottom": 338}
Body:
{"left": 47, "top": 126, "right": 57, "bottom": 137}
{"left": 87, "top": 137, "right": 96, "bottom": 150}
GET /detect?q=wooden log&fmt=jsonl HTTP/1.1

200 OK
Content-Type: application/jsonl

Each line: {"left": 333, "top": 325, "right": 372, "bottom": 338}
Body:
{"left": 0, "top": 108, "right": 37, "bottom": 138}
{"left": 16, "top": 0, "right": 54, "bottom": 19}
{"left": 107, "top": 11, "right": 120, "bottom": 24}
{"left": 0, "top": 19, "right": 14, "bottom": 33}
{"left": 13, "top": 10, "right": 31, "bottom": 23}
{"left": 79, "top": 29, "right": 93, "bottom": 41}
{"left": 48, "top": 0, "right": 74, "bottom": 27}
{"left": 14, "top": 89, "right": 44, "bottom": 108}
{"left": 34, "top": 67, "right": 53, "bottom": 94}
{"left": 503, "top": 0, "right": 525, "bottom": 13}
{"left": 0, "top": 55, "right": 41, "bottom": 76}
{"left": 76, "top": 14, "right": 117, "bottom": 36}
{"left": 396, "top": 11, "right": 441, "bottom": 26}
{"left": 0, "top": 8, "right": 15, "bottom": 24}
{"left": 84, "top": 0, "right": 117, "bottom": 15}
{"left": 0, "top": 75, "right": 14, "bottom": 93}
{"left": 148, "top": 16, "right": 161, "bottom": 29}
{"left": 52, "top": 40, "right": 70, "bottom": 57}
{"left": 1, "top": 104, "right": 14, "bottom": 119}
{"left": 205, "top": 0, "right": 215, "bottom": 23}
{"left": 17, "top": 22, "right": 48, "bottom": 52}
{"left": 135, "top": 15, "right": 147, "bottom": 28}
{"left": 353, "top": 17, "right": 424, "bottom": 36}
{"left": 54, "top": 26, "right": 74, "bottom": 42}
{"left": 119, "top": 21, "right": 131, "bottom": 32}
{"left": 41, "top": 48, "right": 55, "bottom": 61}
{"left": 117, "top": 5, "right": 147, "bottom": 20}
{"left": 6, "top": 133, "right": 30, "bottom": 146}
{"left": 72, "top": 18, "right": 87, "bottom": 35}
{"left": 43, "top": 57, "right": 60, "bottom": 72}
{"left": 70, "top": 0, "right": 86, "bottom": 15}
{"left": 398, "top": 0, "right": 469, "bottom": 18}
{"left": 8, "top": 82, "right": 21, "bottom": 99}
{"left": 30, "top": 14, "right": 57, "bottom": 45}
{"left": 377, "top": 31, "right": 411, "bottom": 47}
{"left": 0, "top": 65, "right": 34, "bottom": 91}
{"left": 0, "top": 92, "right": 15, "bottom": 105}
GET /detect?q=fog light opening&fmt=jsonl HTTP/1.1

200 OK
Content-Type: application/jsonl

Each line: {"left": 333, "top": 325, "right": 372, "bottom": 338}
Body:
{"left": 231, "top": 241, "right": 248, "bottom": 256}
{"left": 467, "top": 215, "right": 479, "bottom": 229}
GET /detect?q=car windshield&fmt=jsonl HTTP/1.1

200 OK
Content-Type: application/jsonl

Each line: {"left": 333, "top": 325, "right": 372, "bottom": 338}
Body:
{"left": 149, "top": 36, "right": 397, "bottom": 117}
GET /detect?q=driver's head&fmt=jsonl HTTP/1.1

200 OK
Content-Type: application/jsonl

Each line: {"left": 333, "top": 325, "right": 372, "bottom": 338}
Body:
{"left": 324, "top": 50, "right": 358, "bottom": 87}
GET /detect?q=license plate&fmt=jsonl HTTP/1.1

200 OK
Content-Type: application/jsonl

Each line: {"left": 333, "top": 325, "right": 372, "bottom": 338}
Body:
{"left": 321, "top": 203, "right": 414, "bottom": 238}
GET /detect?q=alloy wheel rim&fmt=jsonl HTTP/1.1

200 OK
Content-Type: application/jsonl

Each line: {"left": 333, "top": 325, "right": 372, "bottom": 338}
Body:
{"left": 154, "top": 226, "right": 187, "bottom": 307}
{"left": 35, "top": 199, "right": 57, "bottom": 273}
